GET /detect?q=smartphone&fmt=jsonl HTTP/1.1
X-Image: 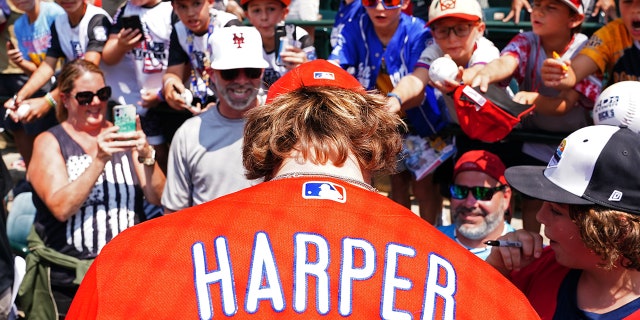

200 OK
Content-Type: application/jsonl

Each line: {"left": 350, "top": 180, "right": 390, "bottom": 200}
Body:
{"left": 274, "top": 24, "right": 296, "bottom": 66}
{"left": 113, "top": 104, "right": 137, "bottom": 133}
{"left": 121, "top": 15, "right": 144, "bottom": 36}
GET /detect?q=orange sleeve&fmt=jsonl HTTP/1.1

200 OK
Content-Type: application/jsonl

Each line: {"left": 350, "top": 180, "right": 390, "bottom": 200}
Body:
{"left": 66, "top": 262, "right": 99, "bottom": 319}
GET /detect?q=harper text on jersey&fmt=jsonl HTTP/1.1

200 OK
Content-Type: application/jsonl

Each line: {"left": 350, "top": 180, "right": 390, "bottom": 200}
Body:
{"left": 191, "top": 231, "right": 457, "bottom": 319}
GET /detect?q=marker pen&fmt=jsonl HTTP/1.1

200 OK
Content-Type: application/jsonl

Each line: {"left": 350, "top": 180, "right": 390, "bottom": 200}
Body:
{"left": 484, "top": 240, "right": 522, "bottom": 248}
{"left": 552, "top": 51, "right": 569, "bottom": 71}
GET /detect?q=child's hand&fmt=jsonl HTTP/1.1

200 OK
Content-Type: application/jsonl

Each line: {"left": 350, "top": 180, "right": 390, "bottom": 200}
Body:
{"left": 117, "top": 28, "right": 143, "bottom": 49}
{"left": 138, "top": 89, "right": 161, "bottom": 109}
{"left": 6, "top": 41, "right": 24, "bottom": 65}
{"left": 541, "top": 57, "right": 570, "bottom": 88}
{"left": 279, "top": 46, "right": 308, "bottom": 70}
{"left": 429, "top": 66, "right": 462, "bottom": 94}
{"left": 470, "top": 71, "right": 491, "bottom": 93}
{"left": 513, "top": 91, "right": 538, "bottom": 105}
{"left": 385, "top": 95, "right": 402, "bottom": 114}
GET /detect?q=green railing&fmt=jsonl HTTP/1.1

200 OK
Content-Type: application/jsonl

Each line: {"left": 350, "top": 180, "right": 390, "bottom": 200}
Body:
{"left": 285, "top": 17, "right": 604, "bottom": 59}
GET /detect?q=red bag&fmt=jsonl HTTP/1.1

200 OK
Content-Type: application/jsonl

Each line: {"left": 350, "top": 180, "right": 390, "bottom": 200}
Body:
{"left": 453, "top": 84, "right": 535, "bottom": 143}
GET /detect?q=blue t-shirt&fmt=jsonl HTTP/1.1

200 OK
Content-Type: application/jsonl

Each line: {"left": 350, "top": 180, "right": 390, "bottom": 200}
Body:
{"left": 437, "top": 221, "right": 515, "bottom": 260}
{"left": 14, "top": 1, "right": 65, "bottom": 66}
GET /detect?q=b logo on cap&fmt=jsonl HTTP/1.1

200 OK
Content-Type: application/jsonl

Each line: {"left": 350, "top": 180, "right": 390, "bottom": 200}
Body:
{"left": 233, "top": 33, "right": 245, "bottom": 48}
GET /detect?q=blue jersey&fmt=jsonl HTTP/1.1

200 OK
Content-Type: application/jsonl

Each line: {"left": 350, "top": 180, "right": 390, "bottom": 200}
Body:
{"left": 14, "top": 1, "right": 65, "bottom": 66}
{"left": 330, "top": 0, "right": 364, "bottom": 48}
{"left": 329, "top": 12, "right": 432, "bottom": 90}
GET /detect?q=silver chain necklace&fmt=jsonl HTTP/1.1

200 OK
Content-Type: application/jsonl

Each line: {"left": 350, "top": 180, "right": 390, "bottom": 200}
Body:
{"left": 270, "top": 172, "right": 378, "bottom": 192}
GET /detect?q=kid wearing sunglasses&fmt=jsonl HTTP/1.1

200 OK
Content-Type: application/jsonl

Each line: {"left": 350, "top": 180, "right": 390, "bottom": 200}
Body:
{"left": 328, "top": 0, "right": 441, "bottom": 224}
{"left": 437, "top": 150, "right": 515, "bottom": 261}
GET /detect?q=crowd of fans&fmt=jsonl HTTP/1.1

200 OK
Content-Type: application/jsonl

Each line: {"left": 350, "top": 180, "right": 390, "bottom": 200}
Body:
{"left": 1, "top": 0, "right": 639, "bottom": 318}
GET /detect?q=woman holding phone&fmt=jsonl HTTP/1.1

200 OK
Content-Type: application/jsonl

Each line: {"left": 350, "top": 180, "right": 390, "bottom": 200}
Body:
{"left": 22, "top": 59, "right": 165, "bottom": 318}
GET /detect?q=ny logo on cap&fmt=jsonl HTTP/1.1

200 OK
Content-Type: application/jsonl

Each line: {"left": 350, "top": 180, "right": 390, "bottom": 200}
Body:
{"left": 233, "top": 33, "right": 244, "bottom": 48}
{"left": 437, "top": 0, "right": 457, "bottom": 11}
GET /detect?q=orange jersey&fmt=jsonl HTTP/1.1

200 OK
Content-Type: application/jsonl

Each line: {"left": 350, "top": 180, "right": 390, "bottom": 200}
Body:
{"left": 68, "top": 177, "right": 539, "bottom": 319}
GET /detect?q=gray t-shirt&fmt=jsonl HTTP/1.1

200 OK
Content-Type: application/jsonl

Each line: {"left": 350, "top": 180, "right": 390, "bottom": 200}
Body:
{"left": 161, "top": 106, "right": 260, "bottom": 211}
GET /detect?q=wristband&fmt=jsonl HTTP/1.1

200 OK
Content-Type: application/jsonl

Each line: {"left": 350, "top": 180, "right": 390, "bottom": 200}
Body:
{"left": 157, "top": 88, "right": 165, "bottom": 102}
{"left": 45, "top": 92, "right": 57, "bottom": 109}
{"left": 387, "top": 92, "right": 402, "bottom": 106}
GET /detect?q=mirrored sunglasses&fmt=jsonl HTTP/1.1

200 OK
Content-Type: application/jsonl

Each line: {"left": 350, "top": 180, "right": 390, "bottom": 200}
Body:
{"left": 449, "top": 184, "right": 506, "bottom": 201}
{"left": 74, "top": 86, "right": 112, "bottom": 105}
{"left": 362, "top": 0, "right": 403, "bottom": 9}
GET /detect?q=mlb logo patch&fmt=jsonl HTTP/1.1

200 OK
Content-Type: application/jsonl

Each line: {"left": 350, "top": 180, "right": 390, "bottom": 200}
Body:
{"left": 313, "top": 72, "right": 335, "bottom": 80}
{"left": 302, "top": 181, "right": 346, "bottom": 203}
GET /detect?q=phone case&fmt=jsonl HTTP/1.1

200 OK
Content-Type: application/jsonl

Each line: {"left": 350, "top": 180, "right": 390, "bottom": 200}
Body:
{"left": 113, "top": 105, "right": 137, "bottom": 133}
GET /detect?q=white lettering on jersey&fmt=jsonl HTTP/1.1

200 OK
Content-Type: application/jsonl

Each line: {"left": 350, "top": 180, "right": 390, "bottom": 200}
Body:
{"left": 422, "top": 253, "right": 457, "bottom": 320}
{"left": 339, "top": 238, "right": 375, "bottom": 316}
{"left": 293, "top": 233, "right": 330, "bottom": 314}
{"left": 381, "top": 243, "right": 416, "bottom": 320}
{"left": 245, "top": 232, "right": 285, "bottom": 313}
{"left": 192, "top": 237, "right": 237, "bottom": 319}
{"left": 190, "top": 232, "right": 460, "bottom": 317}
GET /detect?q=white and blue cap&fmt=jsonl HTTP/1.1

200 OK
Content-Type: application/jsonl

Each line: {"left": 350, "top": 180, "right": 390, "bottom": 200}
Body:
{"left": 209, "top": 26, "right": 269, "bottom": 70}
{"left": 505, "top": 125, "right": 640, "bottom": 215}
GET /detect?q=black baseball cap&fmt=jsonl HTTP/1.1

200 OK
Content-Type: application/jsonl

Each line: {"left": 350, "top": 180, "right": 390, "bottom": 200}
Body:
{"left": 505, "top": 125, "right": 640, "bottom": 215}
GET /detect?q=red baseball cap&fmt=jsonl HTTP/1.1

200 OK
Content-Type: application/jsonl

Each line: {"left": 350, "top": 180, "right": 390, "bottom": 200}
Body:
{"left": 240, "top": 0, "right": 291, "bottom": 6}
{"left": 454, "top": 150, "right": 507, "bottom": 185}
{"left": 559, "top": 0, "right": 584, "bottom": 14}
{"left": 453, "top": 84, "right": 535, "bottom": 143}
{"left": 266, "top": 60, "right": 365, "bottom": 104}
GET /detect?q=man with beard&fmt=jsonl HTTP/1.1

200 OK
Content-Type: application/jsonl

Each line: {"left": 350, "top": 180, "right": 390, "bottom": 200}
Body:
{"left": 161, "top": 26, "right": 268, "bottom": 213}
{"left": 437, "top": 150, "right": 515, "bottom": 260}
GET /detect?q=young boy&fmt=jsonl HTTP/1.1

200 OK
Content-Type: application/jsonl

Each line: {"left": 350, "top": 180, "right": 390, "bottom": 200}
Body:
{"left": 387, "top": 0, "right": 499, "bottom": 116}
{"left": 102, "top": 0, "right": 174, "bottom": 174}
{"left": 161, "top": 0, "right": 240, "bottom": 113}
{"left": 383, "top": 0, "right": 500, "bottom": 224}
{"left": 470, "top": 0, "right": 602, "bottom": 232}
{"left": 5, "top": 0, "right": 64, "bottom": 168}
{"left": 328, "top": 0, "right": 436, "bottom": 223}
{"left": 241, "top": 0, "right": 315, "bottom": 90}
{"left": 542, "top": 0, "right": 640, "bottom": 88}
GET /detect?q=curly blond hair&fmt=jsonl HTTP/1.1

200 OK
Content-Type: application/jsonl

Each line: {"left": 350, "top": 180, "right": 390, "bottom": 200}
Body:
{"left": 243, "top": 86, "right": 405, "bottom": 181}
{"left": 570, "top": 205, "right": 640, "bottom": 271}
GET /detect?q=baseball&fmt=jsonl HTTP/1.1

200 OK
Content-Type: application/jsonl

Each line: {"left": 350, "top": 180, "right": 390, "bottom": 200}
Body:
{"left": 429, "top": 57, "right": 459, "bottom": 83}
{"left": 593, "top": 81, "right": 640, "bottom": 133}
{"left": 181, "top": 89, "right": 193, "bottom": 106}
{"left": 16, "top": 104, "right": 30, "bottom": 119}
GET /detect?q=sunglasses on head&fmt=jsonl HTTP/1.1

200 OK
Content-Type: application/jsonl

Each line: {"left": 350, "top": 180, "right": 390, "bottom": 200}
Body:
{"left": 362, "top": 0, "right": 403, "bottom": 9}
{"left": 74, "top": 86, "right": 112, "bottom": 105}
{"left": 219, "top": 68, "right": 263, "bottom": 81}
{"left": 450, "top": 184, "right": 506, "bottom": 201}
